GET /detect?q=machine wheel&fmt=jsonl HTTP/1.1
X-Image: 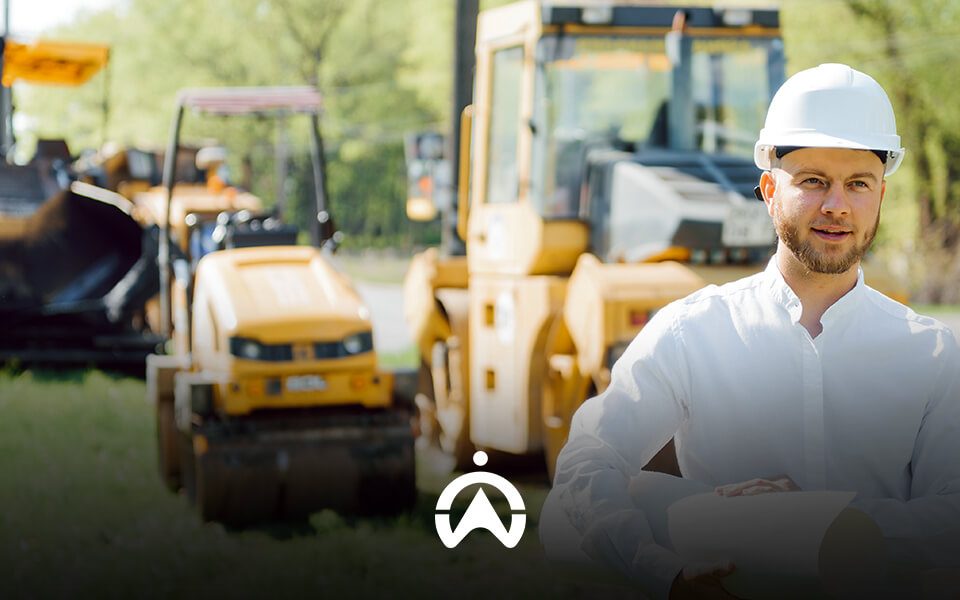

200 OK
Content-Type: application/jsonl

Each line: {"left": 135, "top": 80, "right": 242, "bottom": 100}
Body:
{"left": 178, "top": 431, "right": 197, "bottom": 504}
{"left": 358, "top": 437, "right": 418, "bottom": 515}
{"left": 415, "top": 362, "right": 441, "bottom": 448}
{"left": 156, "top": 399, "right": 181, "bottom": 491}
{"left": 543, "top": 426, "right": 564, "bottom": 484}
{"left": 393, "top": 444, "right": 419, "bottom": 512}
{"left": 543, "top": 379, "right": 595, "bottom": 483}
{"left": 430, "top": 339, "right": 474, "bottom": 471}
{"left": 541, "top": 317, "right": 592, "bottom": 482}
{"left": 194, "top": 453, "right": 229, "bottom": 523}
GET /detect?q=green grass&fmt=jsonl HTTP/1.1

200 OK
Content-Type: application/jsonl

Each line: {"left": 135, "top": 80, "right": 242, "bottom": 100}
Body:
{"left": 378, "top": 345, "right": 419, "bottom": 370}
{"left": 0, "top": 369, "right": 632, "bottom": 599}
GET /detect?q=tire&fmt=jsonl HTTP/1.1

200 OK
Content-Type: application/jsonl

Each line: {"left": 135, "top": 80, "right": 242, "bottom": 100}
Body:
{"left": 543, "top": 383, "right": 595, "bottom": 483}
{"left": 543, "top": 423, "right": 566, "bottom": 484}
{"left": 194, "top": 453, "right": 228, "bottom": 523}
{"left": 430, "top": 341, "right": 474, "bottom": 471}
{"left": 392, "top": 448, "right": 418, "bottom": 513}
{"left": 359, "top": 442, "right": 417, "bottom": 516}
{"left": 156, "top": 399, "right": 181, "bottom": 491}
{"left": 178, "top": 431, "right": 197, "bottom": 504}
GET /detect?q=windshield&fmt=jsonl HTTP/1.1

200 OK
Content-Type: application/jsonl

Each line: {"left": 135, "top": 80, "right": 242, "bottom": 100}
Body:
{"left": 531, "top": 33, "right": 783, "bottom": 219}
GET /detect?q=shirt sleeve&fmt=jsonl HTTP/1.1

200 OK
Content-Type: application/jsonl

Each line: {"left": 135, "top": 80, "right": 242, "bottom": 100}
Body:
{"left": 850, "top": 329, "right": 960, "bottom": 569}
{"left": 541, "top": 305, "right": 690, "bottom": 599}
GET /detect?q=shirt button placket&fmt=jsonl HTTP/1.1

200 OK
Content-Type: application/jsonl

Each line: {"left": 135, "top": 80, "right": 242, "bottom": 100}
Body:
{"left": 801, "top": 329, "right": 826, "bottom": 489}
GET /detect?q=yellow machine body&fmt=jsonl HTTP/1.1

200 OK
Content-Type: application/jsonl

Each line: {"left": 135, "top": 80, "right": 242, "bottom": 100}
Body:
{"left": 2, "top": 39, "right": 109, "bottom": 87}
{"left": 190, "top": 245, "right": 391, "bottom": 415}
{"left": 145, "top": 87, "right": 415, "bottom": 524}
{"left": 134, "top": 185, "right": 262, "bottom": 249}
{"left": 403, "top": 2, "right": 903, "bottom": 475}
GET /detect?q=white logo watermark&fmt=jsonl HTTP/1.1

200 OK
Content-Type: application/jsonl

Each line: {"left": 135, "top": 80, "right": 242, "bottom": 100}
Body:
{"left": 435, "top": 451, "right": 526, "bottom": 548}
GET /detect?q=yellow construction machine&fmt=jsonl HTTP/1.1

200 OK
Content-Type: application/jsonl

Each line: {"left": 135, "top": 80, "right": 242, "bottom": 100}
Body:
{"left": 0, "top": 38, "right": 170, "bottom": 370}
{"left": 405, "top": 2, "right": 904, "bottom": 477}
{"left": 145, "top": 87, "right": 415, "bottom": 524}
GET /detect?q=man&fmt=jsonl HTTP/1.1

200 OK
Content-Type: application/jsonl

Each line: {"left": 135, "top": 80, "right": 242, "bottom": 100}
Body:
{"left": 542, "top": 64, "right": 960, "bottom": 599}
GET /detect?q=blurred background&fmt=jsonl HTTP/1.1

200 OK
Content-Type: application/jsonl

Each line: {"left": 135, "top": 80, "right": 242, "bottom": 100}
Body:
{"left": 8, "top": 0, "right": 960, "bottom": 302}
{"left": 2, "top": 1, "right": 959, "bottom": 598}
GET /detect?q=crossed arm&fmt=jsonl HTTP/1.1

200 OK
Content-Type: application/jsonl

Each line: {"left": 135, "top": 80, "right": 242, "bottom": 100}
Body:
{"left": 547, "top": 319, "right": 960, "bottom": 599}
{"left": 549, "top": 309, "right": 698, "bottom": 599}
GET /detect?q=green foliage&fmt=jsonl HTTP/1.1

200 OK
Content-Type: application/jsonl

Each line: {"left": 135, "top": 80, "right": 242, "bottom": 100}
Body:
{"left": 15, "top": 0, "right": 960, "bottom": 297}
{"left": 781, "top": 0, "right": 960, "bottom": 300}
{"left": 17, "top": 0, "right": 446, "bottom": 248}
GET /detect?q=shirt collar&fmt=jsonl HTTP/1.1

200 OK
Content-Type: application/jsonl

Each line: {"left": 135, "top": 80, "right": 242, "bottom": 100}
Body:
{"left": 821, "top": 268, "right": 865, "bottom": 328}
{"left": 762, "top": 256, "right": 865, "bottom": 326}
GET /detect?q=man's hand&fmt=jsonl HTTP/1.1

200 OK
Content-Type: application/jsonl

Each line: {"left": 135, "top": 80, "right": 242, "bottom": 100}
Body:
{"left": 669, "top": 562, "right": 740, "bottom": 599}
{"left": 715, "top": 475, "right": 800, "bottom": 497}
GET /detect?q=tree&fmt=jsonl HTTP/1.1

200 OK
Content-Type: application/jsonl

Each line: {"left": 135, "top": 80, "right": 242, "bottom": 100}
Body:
{"left": 837, "top": 0, "right": 960, "bottom": 301}
{"left": 17, "top": 0, "right": 447, "bottom": 248}
{"left": 781, "top": 0, "right": 960, "bottom": 301}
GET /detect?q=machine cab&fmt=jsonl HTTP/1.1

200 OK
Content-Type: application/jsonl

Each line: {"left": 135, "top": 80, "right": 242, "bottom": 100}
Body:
{"left": 464, "top": 2, "right": 785, "bottom": 275}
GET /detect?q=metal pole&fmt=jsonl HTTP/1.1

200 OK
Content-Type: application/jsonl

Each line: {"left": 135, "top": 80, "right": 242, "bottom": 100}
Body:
{"left": 0, "top": 0, "right": 12, "bottom": 158}
{"left": 101, "top": 50, "right": 111, "bottom": 147}
{"left": 308, "top": 112, "right": 332, "bottom": 248}
{"left": 0, "top": 36, "right": 6, "bottom": 159}
{"left": 667, "top": 11, "right": 695, "bottom": 152}
{"left": 444, "top": 0, "right": 478, "bottom": 257}
{"left": 159, "top": 103, "right": 184, "bottom": 339}
{"left": 274, "top": 115, "right": 289, "bottom": 220}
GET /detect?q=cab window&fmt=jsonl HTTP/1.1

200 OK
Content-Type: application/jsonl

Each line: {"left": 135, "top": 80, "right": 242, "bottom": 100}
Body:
{"left": 486, "top": 46, "right": 524, "bottom": 205}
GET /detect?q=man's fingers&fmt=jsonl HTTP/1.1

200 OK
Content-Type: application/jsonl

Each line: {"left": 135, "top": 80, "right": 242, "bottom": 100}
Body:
{"left": 710, "top": 562, "right": 736, "bottom": 578}
{"left": 715, "top": 478, "right": 763, "bottom": 496}
{"left": 741, "top": 483, "right": 778, "bottom": 496}
{"left": 715, "top": 475, "right": 800, "bottom": 496}
{"left": 684, "top": 560, "right": 736, "bottom": 579}
{"left": 716, "top": 479, "right": 766, "bottom": 496}
{"left": 672, "top": 564, "right": 741, "bottom": 599}
{"left": 773, "top": 476, "right": 801, "bottom": 491}
{"left": 674, "top": 563, "right": 741, "bottom": 599}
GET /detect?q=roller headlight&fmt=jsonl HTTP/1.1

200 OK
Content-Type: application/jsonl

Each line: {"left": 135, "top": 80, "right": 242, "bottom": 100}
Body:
{"left": 229, "top": 337, "right": 294, "bottom": 361}
{"left": 342, "top": 332, "right": 373, "bottom": 355}
{"left": 229, "top": 337, "right": 263, "bottom": 360}
{"left": 242, "top": 342, "right": 261, "bottom": 359}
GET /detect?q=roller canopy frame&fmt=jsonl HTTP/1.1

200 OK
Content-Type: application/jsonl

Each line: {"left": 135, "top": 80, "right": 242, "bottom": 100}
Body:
{"left": 158, "top": 86, "right": 331, "bottom": 337}
{"left": 174, "top": 86, "right": 323, "bottom": 116}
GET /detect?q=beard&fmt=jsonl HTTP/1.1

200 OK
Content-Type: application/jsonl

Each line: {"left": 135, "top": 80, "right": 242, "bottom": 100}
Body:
{"left": 773, "top": 201, "right": 879, "bottom": 274}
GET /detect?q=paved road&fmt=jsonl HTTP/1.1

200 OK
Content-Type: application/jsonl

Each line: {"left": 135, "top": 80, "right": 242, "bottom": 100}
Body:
{"left": 355, "top": 282, "right": 412, "bottom": 354}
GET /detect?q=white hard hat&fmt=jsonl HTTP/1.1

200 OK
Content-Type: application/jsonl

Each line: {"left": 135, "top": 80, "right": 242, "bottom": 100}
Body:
{"left": 754, "top": 63, "right": 905, "bottom": 176}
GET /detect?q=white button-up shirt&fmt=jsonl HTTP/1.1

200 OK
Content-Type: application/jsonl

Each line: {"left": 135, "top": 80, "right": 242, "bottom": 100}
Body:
{"left": 547, "top": 259, "right": 960, "bottom": 599}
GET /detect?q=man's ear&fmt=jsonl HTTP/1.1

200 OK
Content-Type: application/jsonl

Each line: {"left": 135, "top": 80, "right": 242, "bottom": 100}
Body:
{"left": 880, "top": 179, "right": 886, "bottom": 207}
{"left": 759, "top": 171, "right": 776, "bottom": 217}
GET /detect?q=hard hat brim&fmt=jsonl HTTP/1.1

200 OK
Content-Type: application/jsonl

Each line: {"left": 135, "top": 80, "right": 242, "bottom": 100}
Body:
{"left": 755, "top": 135, "right": 904, "bottom": 176}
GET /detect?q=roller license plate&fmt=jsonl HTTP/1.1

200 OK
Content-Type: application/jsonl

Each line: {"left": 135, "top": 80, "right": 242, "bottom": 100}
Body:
{"left": 286, "top": 375, "right": 327, "bottom": 392}
{"left": 722, "top": 204, "right": 776, "bottom": 247}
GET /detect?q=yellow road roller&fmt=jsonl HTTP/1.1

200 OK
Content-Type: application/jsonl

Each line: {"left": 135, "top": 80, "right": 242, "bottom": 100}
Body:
{"left": 146, "top": 87, "right": 415, "bottom": 524}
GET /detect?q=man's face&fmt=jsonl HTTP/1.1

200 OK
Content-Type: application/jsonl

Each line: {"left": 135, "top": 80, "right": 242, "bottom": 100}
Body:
{"left": 759, "top": 147, "right": 886, "bottom": 275}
